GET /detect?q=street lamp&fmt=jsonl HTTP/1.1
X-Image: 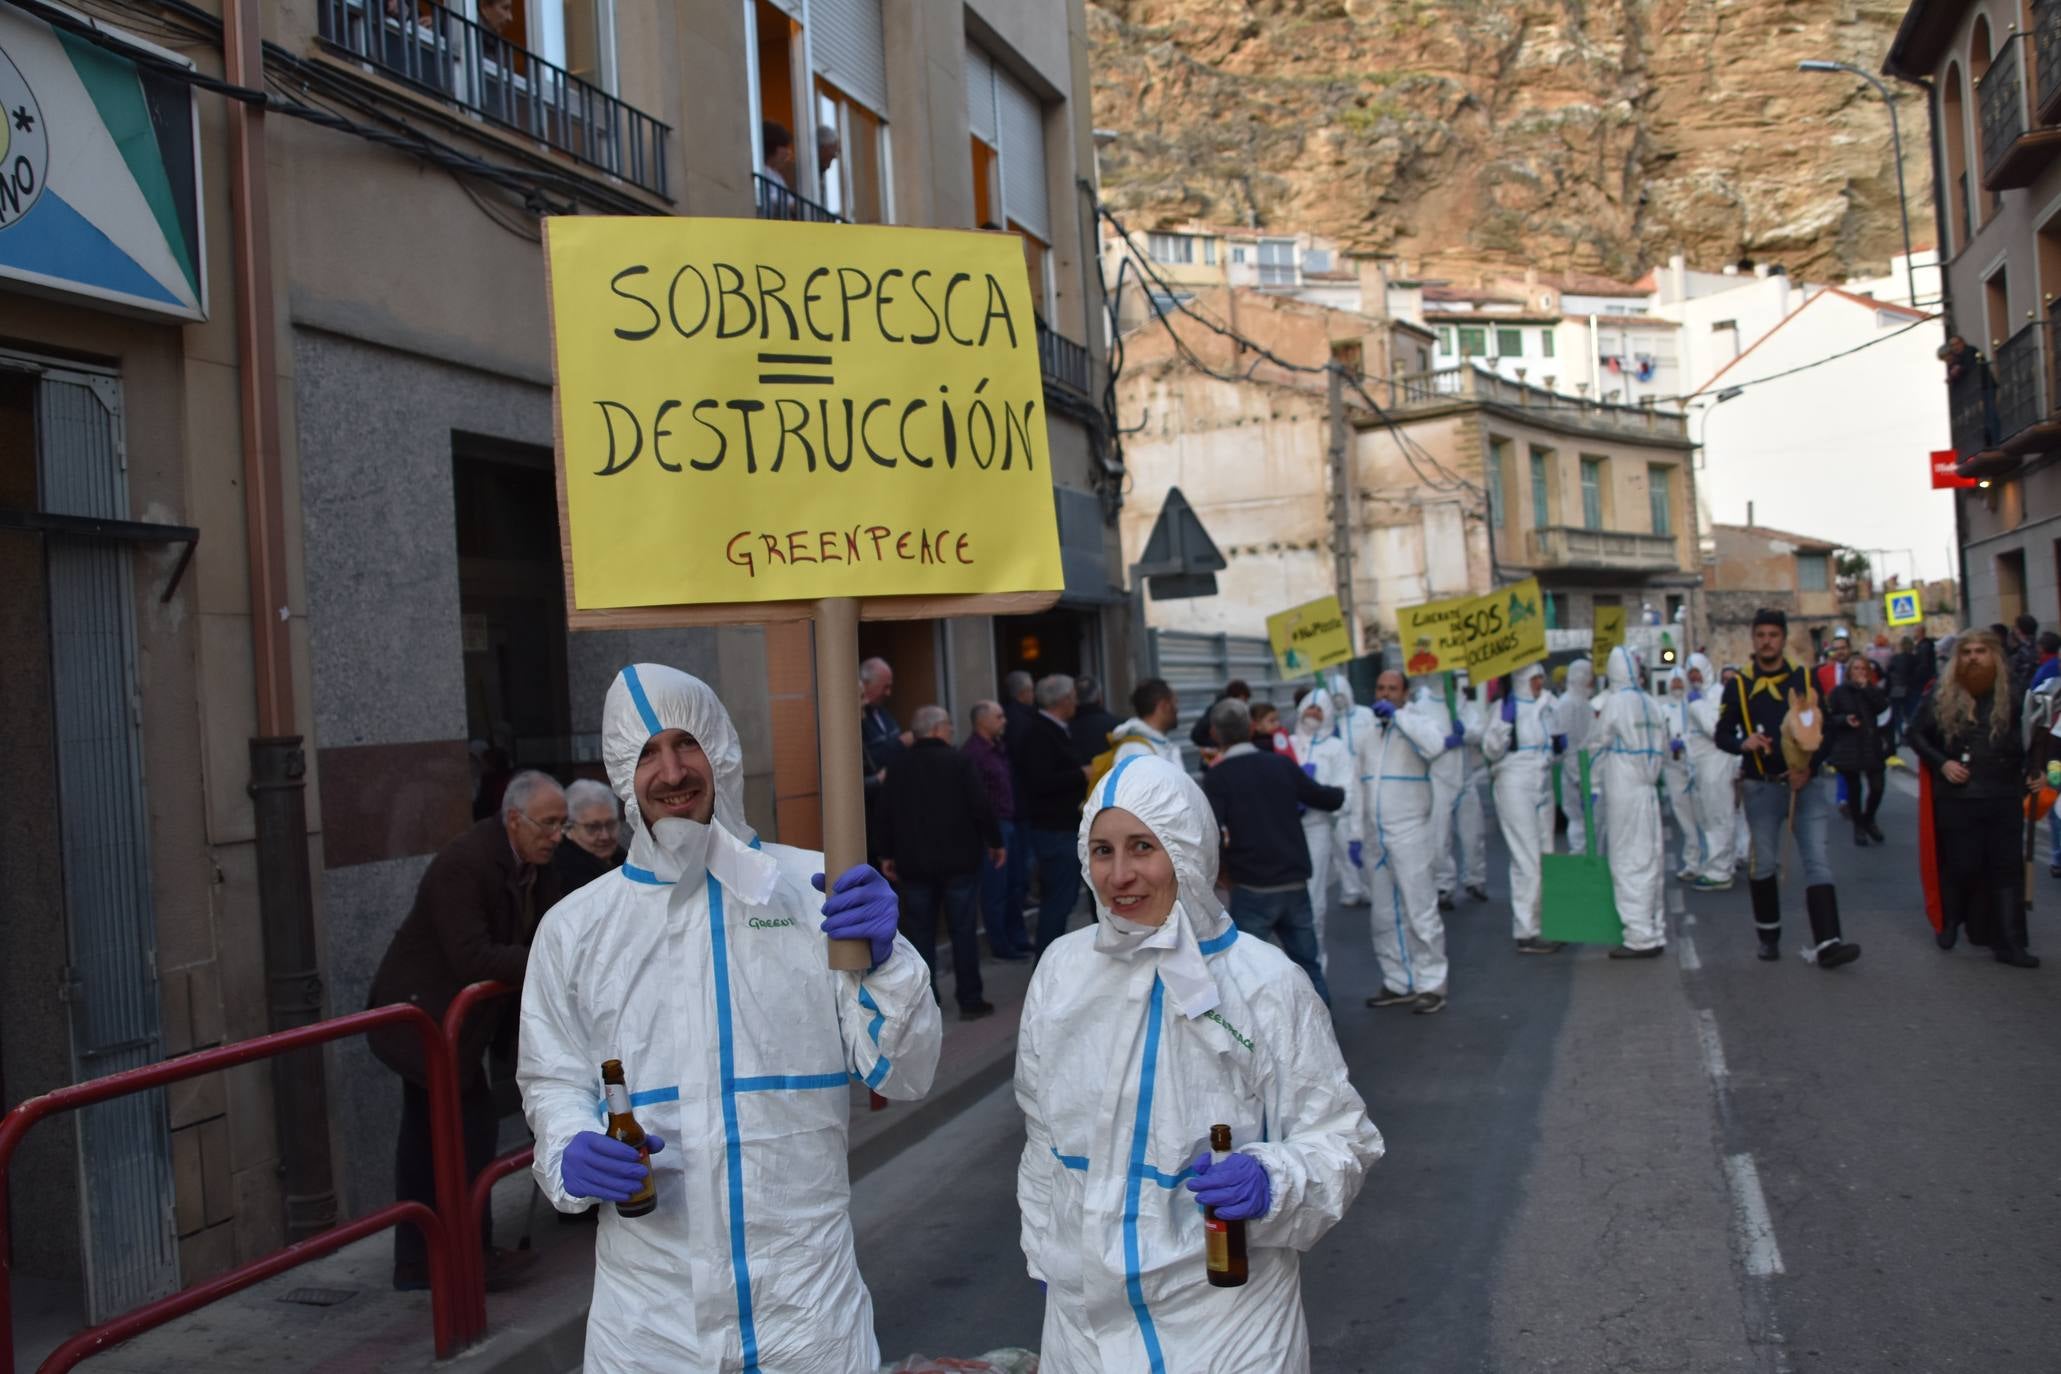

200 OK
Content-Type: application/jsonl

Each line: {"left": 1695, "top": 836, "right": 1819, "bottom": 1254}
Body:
{"left": 1692, "top": 386, "right": 1744, "bottom": 469}
{"left": 1798, "top": 59, "right": 1919, "bottom": 309}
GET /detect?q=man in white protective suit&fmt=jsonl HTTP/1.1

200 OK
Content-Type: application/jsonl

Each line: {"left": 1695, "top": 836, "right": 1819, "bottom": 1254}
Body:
{"left": 1354, "top": 670, "right": 1458, "bottom": 1015}
{"left": 1681, "top": 653, "right": 1739, "bottom": 890}
{"left": 518, "top": 664, "right": 942, "bottom": 1373}
{"left": 1324, "top": 671, "right": 1375, "bottom": 907}
{"left": 1482, "top": 662, "right": 1564, "bottom": 954}
{"left": 1558, "top": 658, "right": 1600, "bottom": 856}
{"left": 1290, "top": 687, "right": 1358, "bottom": 969}
{"left": 1659, "top": 669, "right": 1702, "bottom": 881}
{"left": 1431, "top": 678, "right": 1491, "bottom": 905}
{"left": 1015, "top": 754, "right": 1383, "bottom": 1374}
{"left": 1592, "top": 646, "right": 1670, "bottom": 958}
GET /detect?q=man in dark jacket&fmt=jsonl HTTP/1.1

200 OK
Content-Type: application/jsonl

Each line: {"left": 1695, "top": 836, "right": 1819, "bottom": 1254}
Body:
{"left": 1715, "top": 608, "right": 1860, "bottom": 969}
{"left": 368, "top": 769, "right": 566, "bottom": 1291}
{"left": 1068, "top": 674, "right": 1123, "bottom": 764}
{"left": 964, "top": 700, "right": 1030, "bottom": 959}
{"left": 881, "top": 706, "right": 1004, "bottom": 1017}
{"left": 2009, "top": 613, "right": 2042, "bottom": 700}
{"left": 1012, "top": 674, "right": 1091, "bottom": 953}
{"left": 1198, "top": 697, "right": 1346, "bottom": 1004}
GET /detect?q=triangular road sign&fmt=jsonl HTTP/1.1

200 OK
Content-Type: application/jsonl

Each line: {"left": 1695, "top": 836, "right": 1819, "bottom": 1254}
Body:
{"left": 1133, "top": 487, "right": 1226, "bottom": 579}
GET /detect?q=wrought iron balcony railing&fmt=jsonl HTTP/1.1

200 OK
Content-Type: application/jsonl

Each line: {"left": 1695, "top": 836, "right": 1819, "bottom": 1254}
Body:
{"left": 1994, "top": 319, "right": 2045, "bottom": 442}
{"left": 1977, "top": 35, "right": 2061, "bottom": 190}
{"left": 753, "top": 173, "right": 846, "bottom": 224}
{"left": 317, "top": 0, "right": 669, "bottom": 198}
{"left": 1037, "top": 320, "right": 1093, "bottom": 400}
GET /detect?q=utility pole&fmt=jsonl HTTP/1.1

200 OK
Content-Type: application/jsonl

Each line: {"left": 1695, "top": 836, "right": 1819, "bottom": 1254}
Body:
{"left": 1328, "top": 369, "right": 1359, "bottom": 650}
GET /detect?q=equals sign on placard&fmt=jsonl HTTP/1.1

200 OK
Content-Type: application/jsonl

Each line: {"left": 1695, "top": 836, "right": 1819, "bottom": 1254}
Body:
{"left": 757, "top": 352, "right": 835, "bottom": 385}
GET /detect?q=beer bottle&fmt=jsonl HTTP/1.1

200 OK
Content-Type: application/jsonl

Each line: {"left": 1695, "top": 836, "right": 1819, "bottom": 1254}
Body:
{"left": 1202, "top": 1123, "right": 1247, "bottom": 1287}
{"left": 600, "top": 1059, "right": 657, "bottom": 1218}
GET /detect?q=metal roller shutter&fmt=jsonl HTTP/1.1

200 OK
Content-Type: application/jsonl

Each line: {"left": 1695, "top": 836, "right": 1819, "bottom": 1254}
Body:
{"left": 809, "top": 0, "right": 887, "bottom": 114}
{"left": 965, "top": 41, "right": 996, "bottom": 145}
{"left": 997, "top": 65, "right": 1049, "bottom": 240}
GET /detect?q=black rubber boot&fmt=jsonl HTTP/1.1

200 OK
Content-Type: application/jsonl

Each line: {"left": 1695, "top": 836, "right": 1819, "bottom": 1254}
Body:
{"left": 1807, "top": 884, "right": 1861, "bottom": 969}
{"left": 1936, "top": 877, "right": 1964, "bottom": 950}
{"left": 1991, "top": 889, "right": 2041, "bottom": 969}
{"left": 1749, "top": 876, "right": 1782, "bottom": 961}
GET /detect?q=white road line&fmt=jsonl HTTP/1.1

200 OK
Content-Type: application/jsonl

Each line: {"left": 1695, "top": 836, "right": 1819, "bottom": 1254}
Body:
{"left": 1682, "top": 911, "right": 1697, "bottom": 928}
{"left": 1666, "top": 884, "right": 1685, "bottom": 915}
{"left": 1724, "top": 1153, "right": 1786, "bottom": 1277}
{"left": 1695, "top": 1009, "right": 1728, "bottom": 1082}
{"left": 1677, "top": 934, "right": 1701, "bottom": 971}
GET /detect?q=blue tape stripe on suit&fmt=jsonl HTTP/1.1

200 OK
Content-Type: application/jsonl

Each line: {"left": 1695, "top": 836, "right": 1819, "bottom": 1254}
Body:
{"left": 1102, "top": 753, "right": 1146, "bottom": 808}
{"left": 621, "top": 864, "right": 666, "bottom": 885}
{"left": 1196, "top": 925, "right": 1238, "bottom": 955}
{"left": 857, "top": 985, "right": 892, "bottom": 1088}
{"left": 1122, "top": 977, "right": 1169, "bottom": 1374}
{"left": 732, "top": 1074, "right": 847, "bottom": 1093}
{"left": 621, "top": 664, "right": 663, "bottom": 736}
{"left": 705, "top": 875, "right": 761, "bottom": 1371}
{"left": 1052, "top": 1147, "right": 1089, "bottom": 1171}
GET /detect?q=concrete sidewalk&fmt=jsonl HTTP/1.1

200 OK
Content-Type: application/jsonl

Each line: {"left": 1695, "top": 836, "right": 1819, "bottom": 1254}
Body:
{"left": 11, "top": 940, "right": 1039, "bottom": 1374}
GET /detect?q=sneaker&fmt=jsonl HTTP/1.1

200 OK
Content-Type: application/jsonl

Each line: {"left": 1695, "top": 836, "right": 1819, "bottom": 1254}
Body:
{"left": 1437, "top": 890, "right": 1456, "bottom": 912}
{"left": 1515, "top": 937, "right": 1566, "bottom": 955}
{"left": 1675, "top": 868, "right": 1697, "bottom": 883}
{"left": 1465, "top": 883, "right": 1490, "bottom": 902}
{"left": 1757, "top": 939, "right": 1781, "bottom": 962}
{"left": 1690, "top": 875, "right": 1734, "bottom": 892}
{"left": 1607, "top": 944, "right": 1665, "bottom": 960}
{"left": 484, "top": 1247, "right": 539, "bottom": 1293}
{"left": 959, "top": 1000, "right": 997, "bottom": 1020}
{"left": 1365, "top": 987, "right": 1420, "bottom": 1008}
{"left": 1817, "top": 942, "right": 1861, "bottom": 970}
{"left": 1411, "top": 992, "right": 1448, "bottom": 1015}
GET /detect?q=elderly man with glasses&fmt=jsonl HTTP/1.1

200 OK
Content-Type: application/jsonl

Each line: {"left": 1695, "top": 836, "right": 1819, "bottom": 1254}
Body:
{"left": 553, "top": 777, "right": 627, "bottom": 893}
{"left": 367, "top": 768, "right": 568, "bottom": 1294}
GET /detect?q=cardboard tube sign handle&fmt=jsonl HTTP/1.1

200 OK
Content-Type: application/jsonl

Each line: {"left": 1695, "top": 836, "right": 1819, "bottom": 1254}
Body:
{"left": 816, "top": 597, "right": 874, "bottom": 971}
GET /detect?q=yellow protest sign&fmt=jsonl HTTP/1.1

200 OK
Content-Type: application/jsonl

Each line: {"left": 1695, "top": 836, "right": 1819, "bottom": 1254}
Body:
{"left": 1393, "top": 578, "right": 1548, "bottom": 681}
{"left": 1885, "top": 589, "right": 1923, "bottom": 627}
{"left": 544, "top": 217, "right": 1065, "bottom": 612}
{"left": 1266, "top": 595, "right": 1354, "bottom": 677}
{"left": 1592, "top": 605, "right": 1627, "bottom": 665}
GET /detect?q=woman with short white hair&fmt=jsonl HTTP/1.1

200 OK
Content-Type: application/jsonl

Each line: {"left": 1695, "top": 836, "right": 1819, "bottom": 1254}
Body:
{"left": 553, "top": 776, "right": 625, "bottom": 892}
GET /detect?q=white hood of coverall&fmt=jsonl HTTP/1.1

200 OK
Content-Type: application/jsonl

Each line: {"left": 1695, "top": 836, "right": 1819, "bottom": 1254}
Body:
{"left": 1076, "top": 755, "right": 1231, "bottom": 1019}
{"left": 1296, "top": 688, "right": 1337, "bottom": 744}
{"left": 1604, "top": 646, "right": 1639, "bottom": 692}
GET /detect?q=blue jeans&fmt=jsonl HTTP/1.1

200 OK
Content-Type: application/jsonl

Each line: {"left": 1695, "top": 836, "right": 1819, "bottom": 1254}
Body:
{"left": 1742, "top": 775, "right": 1832, "bottom": 885}
{"left": 898, "top": 872, "right": 984, "bottom": 1009}
{"left": 1029, "top": 828, "right": 1081, "bottom": 954}
{"left": 1228, "top": 885, "right": 1331, "bottom": 1006}
{"left": 982, "top": 819, "right": 1031, "bottom": 954}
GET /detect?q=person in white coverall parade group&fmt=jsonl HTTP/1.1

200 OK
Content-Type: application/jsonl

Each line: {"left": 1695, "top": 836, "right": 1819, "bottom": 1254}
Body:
{"left": 519, "top": 665, "right": 942, "bottom": 1373}
{"left": 1354, "top": 670, "right": 1457, "bottom": 1014}
{"left": 1431, "top": 678, "right": 1490, "bottom": 905}
{"left": 1483, "top": 662, "right": 1565, "bottom": 954}
{"left": 1681, "top": 653, "right": 1739, "bottom": 890}
{"left": 1659, "top": 670, "right": 1702, "bottom": 880}
{"left": 1016, "top": 754, "right": 1383, "bottom": 1374}
{"left": 1291, "top": 688, "right": 1358, "bottom": 969}
{"left": 1558, "top": 659, "right": 1601, "bottom": 856}
{"left": 1324, "top": 672, "right": 1375, "bottom": 907}
{"left": 1592, "top": 647, "right": 1669, "bottom": 957}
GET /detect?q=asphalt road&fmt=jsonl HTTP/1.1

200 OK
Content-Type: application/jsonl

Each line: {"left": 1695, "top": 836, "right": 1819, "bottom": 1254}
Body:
{"left": 852, "top": 775, "right": 2061, "bottom": 1372}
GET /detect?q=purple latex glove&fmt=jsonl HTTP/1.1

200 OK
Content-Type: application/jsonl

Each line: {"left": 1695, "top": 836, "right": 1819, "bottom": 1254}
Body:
{"left": 1443, "top": 727, "right": 1466, "bottom": 750}
{"left": 1501, "top": 692, "right": 1517, "bottom": 724}
{"left": 814, "top": 865, "right": 899, "bottom": 966}
{"left": 1301, "top": 761, "right": 1318, "bottom": 779}
{"left": 1552, "top": 734, "right": 1568, "bottom": 755}
{"left": 1184, "top": 1149, "right": 1271, "bottom": 1221}
{"left": 1671, "top": 739, "right": 1684, "bottom": 759}
{"left": 1348, "top": 840, "right": 1364, "bottom": 869}
{"left": 562, "top": 1130, "right": 666, "bottom": 1203}
{"left": 1687, "top": 688, "right": 1703, "bottom": 704}
{"left": 1372, "top": 699, "right": 1396, "bottom": 720}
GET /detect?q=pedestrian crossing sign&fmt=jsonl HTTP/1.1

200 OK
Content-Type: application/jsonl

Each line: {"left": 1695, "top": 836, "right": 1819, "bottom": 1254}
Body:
{"left": 1884, "top": 590, "right": 1923, "bottom": 627}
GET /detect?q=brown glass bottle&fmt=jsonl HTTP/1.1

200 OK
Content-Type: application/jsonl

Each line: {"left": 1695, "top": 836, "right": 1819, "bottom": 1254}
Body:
{"left": 600, "top": 1059, "right": 656, "bottom": 1218}
{"left": 1202, "top": 1123, "right": 1248, "bottom": 1287}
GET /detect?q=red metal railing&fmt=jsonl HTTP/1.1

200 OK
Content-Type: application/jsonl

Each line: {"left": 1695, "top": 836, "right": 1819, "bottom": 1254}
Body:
{"left": 439, "top": 980, "right": 528, "bottom": 1338}
{"left": 0, "top": 1004, "right": 469, "bottom": 1373}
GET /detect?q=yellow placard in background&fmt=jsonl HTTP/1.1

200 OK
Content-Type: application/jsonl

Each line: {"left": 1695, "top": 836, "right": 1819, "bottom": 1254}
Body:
{"left": 1394, "top": 578, "right": 1547, "bottom": 681}
{"left": 1266, "top": 595, "right": 1354, "bottom": 677}
{"left": 545, "top": 217, "right": 1065, "bottom": 609}
{"left": 1591, "top": 605, "right": 1627, "bottom": 666}
{"left": 1885, "top": 589, "right": 1924, "bottom": 627}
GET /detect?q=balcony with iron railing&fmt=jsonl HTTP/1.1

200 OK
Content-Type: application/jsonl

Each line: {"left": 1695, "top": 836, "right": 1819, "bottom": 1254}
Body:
{"left": 316, "top": 0, "right": 670, "bottom": 198}
{"left": 1978, "top": 34, "right": 2061, "bottom": 190}
{"left": 753, "top": 172, "right": 846, "bottom": 224}
{"left": 1525, "top": 525, "right": 1683, "bottom": 573}
{"left": 1949, "top": 353, "right": 2000, "bottom": 471}
{"left": 1038, "top": 319, "right": 1093, "bottom": 400}
{"left": 1384, "top": 364, "right": 1689, "bottom": 442}
{"left": 2039, "top": 0, "right": 2061, "bottom": 124}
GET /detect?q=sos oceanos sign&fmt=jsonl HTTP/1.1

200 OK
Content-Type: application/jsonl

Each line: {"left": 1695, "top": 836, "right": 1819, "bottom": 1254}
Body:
{"left": 0, "top": 6, "right": 206, "bottom": 320}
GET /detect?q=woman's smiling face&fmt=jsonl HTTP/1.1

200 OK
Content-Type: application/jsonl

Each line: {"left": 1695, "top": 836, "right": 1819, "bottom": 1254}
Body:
{"left": 1087, "top": 806, "right": 1178, "bottom": 927}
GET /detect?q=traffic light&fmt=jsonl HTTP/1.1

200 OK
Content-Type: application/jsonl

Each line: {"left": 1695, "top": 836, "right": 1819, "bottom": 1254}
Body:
{"left": 1659, "top": 632, "right": 1678, "bottom": 667}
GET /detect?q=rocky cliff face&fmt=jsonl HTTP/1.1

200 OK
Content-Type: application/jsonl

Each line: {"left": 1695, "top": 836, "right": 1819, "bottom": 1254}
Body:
{"left": 1089, "top": 0, "right": 1929, "bottom": 283}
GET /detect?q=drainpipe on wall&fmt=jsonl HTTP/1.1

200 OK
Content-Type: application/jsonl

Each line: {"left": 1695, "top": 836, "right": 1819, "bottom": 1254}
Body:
{"left": 224, "top": 0, "right": 337, "bottom": 1240}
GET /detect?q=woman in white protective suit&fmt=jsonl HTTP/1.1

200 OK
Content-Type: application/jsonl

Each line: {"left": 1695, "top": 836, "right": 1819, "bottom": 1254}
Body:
{"left": 1681, "top": 653, "right": 1739, "bottom": 890}
{"left": 1291, "top": 688, "right": 1358, "bottom": 968}
{"left": 1593, "top": 646, "right": 1669, "bottom": 957}
{"left": 1355, "top": 671, "right": 1457, "bottom": 1013}
{"left": 1659, "top": 669, "right": 1702, "bottom": 881}
{"left": 1016, "top": 755, "right": 1384, "bottom": 1373}
{"left": 1558, "top": 658, "right": 1601, "bottom": 856}
{"left": 519, "top": 665, "right": 942, "bottom": 1373}
{"left": 1482, "top": 662, "right": 1564, "bottom": 953}
{"left": 1323, "top": 672, "right": 1376, "bottom": 907}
